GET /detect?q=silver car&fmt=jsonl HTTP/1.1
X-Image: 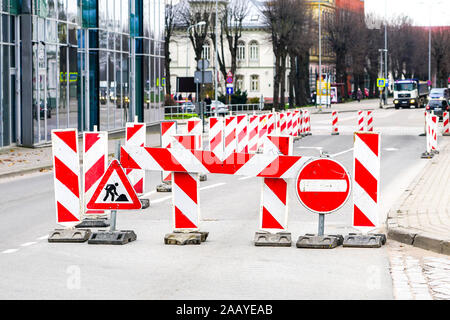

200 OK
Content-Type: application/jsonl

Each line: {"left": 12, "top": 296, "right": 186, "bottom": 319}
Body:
{"left": 210, "top": 100, "right": 229, "bottom": 115}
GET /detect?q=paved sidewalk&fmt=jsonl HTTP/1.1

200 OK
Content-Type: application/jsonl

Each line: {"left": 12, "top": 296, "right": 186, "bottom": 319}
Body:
{"left": 387, "top": 139, "right": 450, "bottom": 255}
{"left": 308, "top": 98, "right": 394, "bottom": 114}
{"left": 0, "top": 127, "right": 161, "bottom": 179}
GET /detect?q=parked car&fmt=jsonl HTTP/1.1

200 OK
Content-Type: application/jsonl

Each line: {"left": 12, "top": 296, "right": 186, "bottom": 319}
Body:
{"left": 210, "top": 100, "right": 229, "bottom": 115}
{"left": 181, "top": 102, "right": 196, "bottom": 113}
{"left": 426, "top": 99, "right": 449, "bottom": 119}
{"left": 429, "top": 88, "right": 450, "bottom": 101}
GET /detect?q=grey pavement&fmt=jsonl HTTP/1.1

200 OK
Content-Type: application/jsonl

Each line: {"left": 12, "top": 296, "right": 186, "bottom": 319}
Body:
{"left": 387, "top": 138, "right": 450, "bottom": 256}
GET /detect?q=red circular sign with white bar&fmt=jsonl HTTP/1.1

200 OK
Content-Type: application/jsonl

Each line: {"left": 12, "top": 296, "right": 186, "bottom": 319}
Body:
{"left": 295, "top": 158, "right": 351, "bottom": 214}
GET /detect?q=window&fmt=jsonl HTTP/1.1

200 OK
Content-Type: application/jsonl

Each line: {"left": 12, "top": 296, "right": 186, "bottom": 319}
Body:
{"left": 250, "top": 75, "right": 259, "bottom": 92}
{"left": 201, "top": 42, "right": 210, "bottom": 61}
{"left": 237, "top": 41, "right": 245, "bottom": 61}
{"left": 249, "top": 41, "right": 259, "bottom": 61}
{"left": 236, "top": 75, "right": 244, "bottom": 91}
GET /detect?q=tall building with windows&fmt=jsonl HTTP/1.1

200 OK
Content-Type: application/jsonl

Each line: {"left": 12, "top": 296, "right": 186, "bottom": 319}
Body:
{"left": 0, "top": 0, "right": 165, "bottom": 148}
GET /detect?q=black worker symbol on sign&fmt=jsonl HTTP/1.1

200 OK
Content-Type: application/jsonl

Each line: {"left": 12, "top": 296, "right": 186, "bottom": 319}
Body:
{"left": 103, "top": 183, "right": 129, "bottom": 202}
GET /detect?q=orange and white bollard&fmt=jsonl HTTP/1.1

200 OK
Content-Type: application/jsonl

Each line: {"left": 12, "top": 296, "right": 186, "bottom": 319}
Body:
{"left": 443, "top": 112, "right": 449, "bottom": 136}
{"left": 331, "top": 111, "right": 339, "bottom": 135}
{"left": 366, "top": 111, "right": 374, "bottom": 132}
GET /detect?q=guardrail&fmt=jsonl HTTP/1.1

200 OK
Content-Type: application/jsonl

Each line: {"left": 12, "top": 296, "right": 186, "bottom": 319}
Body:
{"left": 164, "top": 103, "right": 263, "bottom": 120}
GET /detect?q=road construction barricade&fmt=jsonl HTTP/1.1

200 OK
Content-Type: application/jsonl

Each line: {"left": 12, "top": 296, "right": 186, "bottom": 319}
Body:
{"left": 443, "top": 112, "right": 449, "bottom": 136}
{"left": 366, "top": 111, "right": 374, "bottom": 132}
{"left": 48, "top": 129, "right": 91, "bottom": 242}
{"left": 236, "top": 114, "right": 249, "bottom": 153}
{"left": 209, "top": 116, "right": 224, "bottom": 158}
{"left": 80, "top": 129, "right": 110, "bottom": 227}
{"left": 224, "top": 115, "right": 238, "bottom": 159}
{"left": 292, "top": 110, "right": 301, "bottom": 138}
{"left": 248, "top": 115, "right": 259, "bottom": 153}
{"left": 331, "top": 111, "right": 339, "bottom": 135}
{"left": 422, "top": 112, "right": 439, "bottom": 158}
{"left": 267, "top": 112, "right": 276, "bottom": 136}
{"left": 357, "top": 110, "right": 365, "bottom": 131}
{"left": 278, "top": 112, "right": 287, "bottom": 135}
{"left": 258, "top": 114, "right": 268, "bottom": 152}
{"left": 343, "top": 131, "right": 385, "bottom": 248}
{"left": 125, "top": 122, "right": 147, "bottom": 199}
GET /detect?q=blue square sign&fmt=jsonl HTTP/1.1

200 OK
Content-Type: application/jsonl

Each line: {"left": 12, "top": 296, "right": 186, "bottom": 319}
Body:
{"left": 226, "top": 87, "right": 233, "bottom": 95}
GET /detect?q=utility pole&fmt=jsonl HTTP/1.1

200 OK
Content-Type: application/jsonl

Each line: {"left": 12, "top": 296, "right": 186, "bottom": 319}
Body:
{"left": 318, "top": 0, "right": 323, "bottom": 112}
{"left": 214, "top": 0, "right": 219, "bottom": 102}
{"left": 378, "top": 49, "right": 387, "bottom": 109}
{"left": 384, "top": 0, "right": 388, "bottom": 105}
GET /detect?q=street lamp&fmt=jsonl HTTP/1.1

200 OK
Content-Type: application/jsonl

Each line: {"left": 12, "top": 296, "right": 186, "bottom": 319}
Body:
{"left": 186, "top": 21, "right": 207, "bottom": 76}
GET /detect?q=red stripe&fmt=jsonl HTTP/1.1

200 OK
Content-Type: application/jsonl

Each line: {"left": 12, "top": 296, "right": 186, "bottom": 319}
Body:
{"left": 57, "top": 201, "right": 79, "bottom": 223}
{"left": 237, "top": 126, "right": 247, "bottom": 142}
{"left": 84, "top": 133, "right": 101, "bottom": 153}
{"left": 261, "top": 206, "right": 284, "bottom": 229}
{"left": 146, "top": 148, "right": 187, "bottom": 172}
{"left": 175, "top": 135, "right": 196, "bottom": 150}
{"left": 264, "top": 178, "right": 287, "bottom": 205}
{"left": 54, "top": 130, "right": 77, "bottom": 153}
{"left": 120, "top": 148, "right": 142, "bottom": 169}
{"left": 174, "top": 206, "right": 197, "bottom": 229}
{"left": 210, "top": 117, "right": 218, "bottom": 128}
{"left": 354, "top": 204, "right": 375, "bottom": 227}
{"left": 84, "top": 155, "right": 105, "bottom": 192}
{"left": 210, "top": 132, "right": 222, "bottom": 151}
{"left": 225, "top": 130, "right": 235, "bottom": 147}
{"left": 257, "top": 156, "right": 299, "bottom": 178}
{"left": 354, "top": 158, "right": 378, "bottom": 203}
{"left": 126, "top": 124, "right": 144, "bottom": 141}
{"left": 174, "top": 172, "right": 198, "bottom": 204}
{"left": 134, "top": 178, "right": 144, "bottom": 194}
{"left": 161, "top": 122, "right": 175, "bottom": 136}
{"left": 248, "top": 127, "right": 258, "bottom": 140}
{"left": 54, "top": 157, "right": 79, "bottom": 198}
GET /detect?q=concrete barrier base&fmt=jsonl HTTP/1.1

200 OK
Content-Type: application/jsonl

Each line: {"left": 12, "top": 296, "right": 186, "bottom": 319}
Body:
{"left": 88, "top": 230, "right": 137, "bottom": 245}
{"left": 343, "top": 234, "right": 384, "bottom": 248}
{"left": 75, "top": 218, "right": 110, "bottom": 229}
{"left": 254, "top": 232, "right": 292, "bottom": 247}
{"left": 199, "top": 174, "right": 207, "bottom": 182}
{"left": 157, "top": 183, "right": 172, "bottom": 192}
{"left": 164, "top": 231, "right": 208, "bottom": 245}
{"left": 296, "top": 235, "right": 340, "bottom": 249}
{"left": 48, "top": 228, "right": 91, "bottom": 243}
{"left": 140, "top": 198, "right": 150, "bottom": 209}
{"left": 421, "top": 151, "right": 434, "bottom": 159}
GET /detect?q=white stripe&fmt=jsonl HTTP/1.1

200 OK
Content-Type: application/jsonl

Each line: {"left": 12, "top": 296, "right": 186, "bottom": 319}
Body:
{"left": 281, "top": 157, "right": 310, "bottom": 179}
{"left": 354, "top": 135, "right": 380, "bottom": 178}
{"left": 299, "top": 179, "right": 348, "bottom": 192}
{"left": 123, "top": 145, "right": 163, "bottom": 171}
{"left": 170, "top": 147, "right": 208, "bottom": 174}
{"left": 234, "top": 152, "right": 278, "bottom": 177}
{"left": 52, "top": 134, "right": 79, "bottom": 174}
{"left": 21, "top": 242, "right": 37, "bottom": 247}
{"left": 37, "top": 235, "right": 49, "bottom": 240}
{"left": 199, "top": 182, "right": 226, "bottom": 191}
{"left": 353, "top": 181, "right": 379, "bottom": 227}
{"left": 330, "top": 148, "right": 353, "bottom": 157}
{"left": 173, "top": 176, "right": 199, "bottom": 228}
{"left": 261, "top": 182, "right": 287, "bottom": 229}
{"left": 2, "top": 249, "right": 18, "bottom": 254}
{"left": 55, "top": 179, "right": 81, "bottom": 222}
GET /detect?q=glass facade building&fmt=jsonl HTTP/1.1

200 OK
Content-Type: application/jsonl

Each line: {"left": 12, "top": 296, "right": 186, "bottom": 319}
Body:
{"left": 0, "top": 0, "right": 165, "bottom": 147}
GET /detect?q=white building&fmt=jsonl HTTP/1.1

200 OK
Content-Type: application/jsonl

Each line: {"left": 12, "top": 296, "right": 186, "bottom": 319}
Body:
{"left": 168, "top": 0, "right": 336, "bottom": 102}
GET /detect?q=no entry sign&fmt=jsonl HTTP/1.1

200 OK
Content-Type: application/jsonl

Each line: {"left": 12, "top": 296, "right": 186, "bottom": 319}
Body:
{"left": 295, "top": 158, "right": 351, "bottom": 214}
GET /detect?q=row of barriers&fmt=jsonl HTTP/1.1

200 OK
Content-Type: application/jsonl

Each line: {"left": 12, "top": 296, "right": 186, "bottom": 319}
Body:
{"left": 48, "top": 106, "right": 387, "bottom": 248}
{"left": 164, "top": 103, "right": 262, "bottom": 120}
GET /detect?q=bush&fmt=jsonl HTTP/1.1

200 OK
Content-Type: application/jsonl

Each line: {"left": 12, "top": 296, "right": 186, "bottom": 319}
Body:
{"left": 218, "top": 89, "right": 248, "bottom": 105}
{"left": 248, "top": 97, "right": 260, "bottom": 104}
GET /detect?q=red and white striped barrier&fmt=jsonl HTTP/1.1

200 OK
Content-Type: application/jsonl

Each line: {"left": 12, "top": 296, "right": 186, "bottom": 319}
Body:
{"left": 430, "top": 114, "right": 438, "bottom": 152}
{"left": 366, "top": 111, "right": 374, "bottom": 132}
{"left": 286, "top": 112, "right": 293, "bottom": 136}
{"left": 292, "top": 110, "right": 300, "bottom": 137}
{"left": 443, "top": 112, "right": 450, "bottom": 136}
{"left": 160, "top": 121, "right": 177, "bottom": 184}
{"left": 353, "top": 132, "right": 380, "bottom": 233}
{"left": 298, "top": 110, "right": 304, "bottom": 136}
{"left": 126, "top": 122, "right": 146, "bottom": 194}
{"left": 357, "top": 110, "right": 365, "bottom": 131}
{"left": 83, "top": 131, "right": 108, "bottom": 218}
{"left": 171, "top": 135, "right": 201, "bottom": 231}
{"left": 267, "top": 113, "right": 276, "bottom": 136}
{"left": 303, "top": 110, "right": 311, "bottom": 135}
{"left": 258, "top": 114, "right": 268, "bottom": 152}
{"left": 248, "top": 115, "right": 259, "bottom": 153}
{"left": 236, "top": 114, "right": 249, "bottom": 153}
{"left": 209, "top": 117, "right": 224, "bottom": 159}
{"left": 224, "top": 115, "right": 237, "bottom": 159}
{"left": 121, "top": 146, "right": 311, "bottom": 179}
{"left": 331, "top": 111, "right": 339, "bottom": 135}
{"left": 51, "top": 129, "right": 82, "bottom": 227}
{"left": 187, "top": 118, "right": 203, "bottom": 150}
{"left": 278, "top": 113, "right": 287, "bottom": 135}
{"left": 260, "top": 136, "right": 293, "bottom": 232}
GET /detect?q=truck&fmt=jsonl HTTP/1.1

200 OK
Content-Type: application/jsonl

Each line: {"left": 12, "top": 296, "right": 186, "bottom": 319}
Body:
{"left": 393, "top": 79, "right": 429, "bottom": 109}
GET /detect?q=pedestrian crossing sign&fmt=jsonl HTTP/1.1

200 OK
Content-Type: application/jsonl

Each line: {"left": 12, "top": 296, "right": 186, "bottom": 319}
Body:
{"left": 87, "top": 159, "right": 141, "bottom": 210}
{"left": 377, "top": 78, "right": 386, "bottom": 88}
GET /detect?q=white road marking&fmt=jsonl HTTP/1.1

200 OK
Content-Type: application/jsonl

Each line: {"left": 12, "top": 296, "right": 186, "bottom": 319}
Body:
{"left": 384, "top": 148, "right": 399, "bottom": 151}
{"left": 238, "top": 176, "right": 253, "bottom": 181}
{"left": 297, "top": 146, "right": 323, "bottom": 150}
{"left": 330, "top": 148, "right": 353, "bottom": 157}
{"left": 37, "top": 235, "right": 49, "bottom": 240}
{"left": 20, "top": 242, "right": 37, "bottom": 247}
{"left": 2, "top": 249, "right": 19, "bottom": 254}
{"left": 141, "top": 190, "right": 157, "bottom": 198}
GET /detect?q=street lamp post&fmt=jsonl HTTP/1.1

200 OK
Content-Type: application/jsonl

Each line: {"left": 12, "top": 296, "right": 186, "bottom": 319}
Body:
{"left": 384, "top": 0, "right": 388, "bottom": 105}
{"left": 318, "top": 0, "right": 322, "bottom": 112}
{"left": 214, "top": 0, "right": 218, "bottom": 103}
{"left": 187, "top": 21, "right": 206, "bottom": 103}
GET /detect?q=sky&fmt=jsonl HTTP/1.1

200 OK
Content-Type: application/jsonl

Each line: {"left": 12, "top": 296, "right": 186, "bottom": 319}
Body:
{"left": 365, "top": 0, "right": 450, "bottom": 27}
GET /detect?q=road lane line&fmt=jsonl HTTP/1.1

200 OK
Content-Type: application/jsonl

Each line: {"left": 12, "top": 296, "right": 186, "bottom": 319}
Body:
{"left": 238, "top": 176, "right": 253, "bottom": 181}
{"left": 141, "top": 190, "right": 157, "bottom": 198}
{"left": 330, "top": 148, "right": 353, "bottom": 157}
{"left": 37, "top": 235, "right": 49, "bottom": 240}
{"left": 2, "top": 249, "right": 19, "bottom": 254}
{"left": 20, "top": 242, "right": 37, "bottom": 247}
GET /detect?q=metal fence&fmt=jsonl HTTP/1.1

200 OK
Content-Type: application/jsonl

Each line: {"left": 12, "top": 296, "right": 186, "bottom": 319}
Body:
{"left": 163, "top": 103, "right": 264, "bottom": 120}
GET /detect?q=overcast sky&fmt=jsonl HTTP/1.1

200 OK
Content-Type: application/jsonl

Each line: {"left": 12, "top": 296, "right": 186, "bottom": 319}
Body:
{"left": 365, "top": 0, "right": 450, "bottom": 26}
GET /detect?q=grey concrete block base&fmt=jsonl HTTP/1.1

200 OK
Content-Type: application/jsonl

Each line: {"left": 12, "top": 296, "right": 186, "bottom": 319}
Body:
{"left": 296, "top": 235, "right": 340, "bottom": 249}
{"left": 75, "top": 218, "right": 110, "bottom": 229}
{"left": 343, "top": 234, "right": 384, "bottom": 248}
{"left": 88, "top": 230, "right": 137, "bottom": 245}
{"left": 140, "top": 198, "right": 150, "bottom": 209}
{"left": 254, "top": 232, "right": 292, "bottom": 247}
{"left": 421, "top": 152, "right": 434, "bottom": 159}
{"left": 164, "top": 231, "right": 208, "bottom": 245}
{"left": 48, "top": 228, "right": 91, "bottom": 243}
{"left": 199, "top": 174, "right": 207, "bottom": 182}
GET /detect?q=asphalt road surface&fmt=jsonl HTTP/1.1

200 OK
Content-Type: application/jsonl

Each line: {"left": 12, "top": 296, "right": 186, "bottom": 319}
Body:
{"left": 0, "top": 107, "right": 439, "bottom": 299}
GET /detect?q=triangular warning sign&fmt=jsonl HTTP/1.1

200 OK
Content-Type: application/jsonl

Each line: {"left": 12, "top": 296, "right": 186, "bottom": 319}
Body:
{"left": 87, "top": 159, "right": 142, "bottom": 210}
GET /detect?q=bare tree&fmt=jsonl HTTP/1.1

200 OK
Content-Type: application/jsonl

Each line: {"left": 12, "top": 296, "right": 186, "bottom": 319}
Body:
{"left": 164, "top": 0, "right": 181, "bottom": 95}
{"left": 431, "top": 27, "right": 450, "bottom": 87}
